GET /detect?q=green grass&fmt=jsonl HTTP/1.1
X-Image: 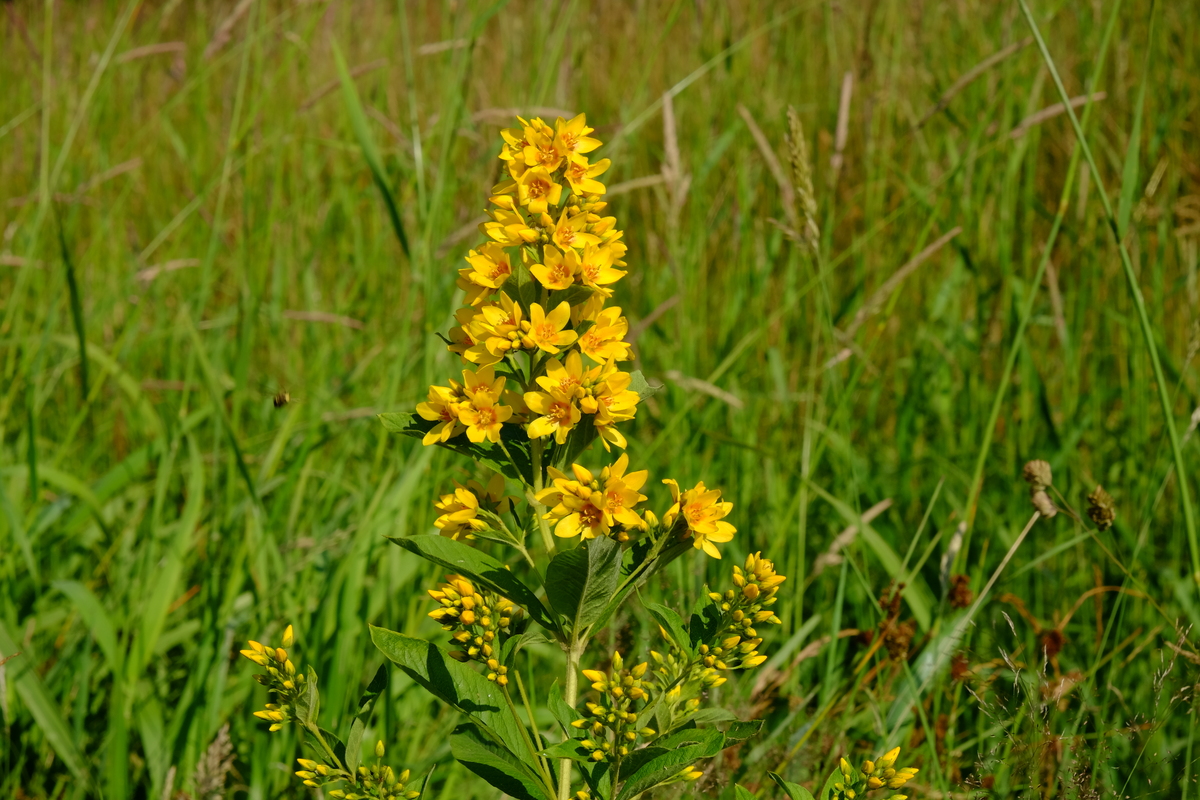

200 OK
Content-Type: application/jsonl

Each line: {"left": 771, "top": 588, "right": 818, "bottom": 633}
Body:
{"left": 3, "top": 1, "right": 1199, "bottom": 797}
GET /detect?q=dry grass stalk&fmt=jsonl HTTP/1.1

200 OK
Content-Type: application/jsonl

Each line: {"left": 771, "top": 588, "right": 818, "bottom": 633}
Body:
{"left": 283, "top": 309, "right": 365, "bottom": 329}
{"left": 660, "top": 91, "right": 690, "bottom": 221}
{"left": 736, "top": 103, "right": 797, "bottom": 230}
{"left": 116, "top": 42, "right": 186, "bottom": 64}
{"left": 301, "top": 58, "right": 388, "bottom": 111}
{"left": 203, "top": 0, "right": 255, "bottom": 61}
{"left": 785, "top": 105, "right": 819, "bottom": 248}
{"left": 1008, "top": 92, "right": 1107, "bottom": 139}
{"left": 917, "top": 37, "right": 1033, "bottom": 127}
{"left": 830, "top": 71, "right": 854, "bottom": 188}
{"left": 843, "top": 226, "right": 962, "bottom": 339}
{"left": 811, "top": 498, "right": 893, "bottom": 576}
{"left": 192, "top": 724, "right": 235, "bottom": 799}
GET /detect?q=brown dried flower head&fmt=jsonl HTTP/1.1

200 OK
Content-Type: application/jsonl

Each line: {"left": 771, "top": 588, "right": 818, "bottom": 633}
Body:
{"left": 1087, "top": 485, "right": 1116, "bottom": 531}
{"left": 1022, "top": 459, "right": 1053, "bottom": 492}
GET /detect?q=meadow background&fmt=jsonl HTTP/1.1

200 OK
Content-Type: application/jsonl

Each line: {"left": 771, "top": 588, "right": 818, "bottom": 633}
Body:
{"left": 3, "top": 0, "right": 1200, "bottom": 797}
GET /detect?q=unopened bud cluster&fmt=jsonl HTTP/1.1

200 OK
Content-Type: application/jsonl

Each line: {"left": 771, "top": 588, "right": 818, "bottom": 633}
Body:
{"left": 705, "top": 552, "right": 785, "bottom": 670}
{"left": 832, "top": 747, "right": 918, "bottom": 800}
{"left": 296, "top": 740, "right": 420, "bottom": 800}
{"left": 428, "top": 575, "right": 524, "bottom": 683}
{"left": 240, "top": 625, "right": 305, "bottom": 732}
{"left": 573, "top": 651, "right": 656, "bottom": 762}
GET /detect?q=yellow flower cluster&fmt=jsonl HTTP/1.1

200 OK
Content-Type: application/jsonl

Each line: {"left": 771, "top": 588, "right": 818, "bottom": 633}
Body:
{"left": 427, "top": 575, "right": 524, "bottom": 682}
{"left": 536, "top": 454, "right": 648, "bottom": 540}
{"left": 240, "top": 625, "right": 305, "bottom": 732}
{"left": 417, "top": 114, "right": 640, "bottom": 454}
{"left": 297, "top": 741, "right": 420, "bottom": 800}
{"left": 572, "top": 651, "right": 656, "bottom": 762}
{"left": 432, "top": 473, "right": 518, "bottom": 540}
{"left": 833, "top": 747, "right": 919, "bottom": 800}
{"left": 705, "top": 552, "right": 785, "bottom": 669}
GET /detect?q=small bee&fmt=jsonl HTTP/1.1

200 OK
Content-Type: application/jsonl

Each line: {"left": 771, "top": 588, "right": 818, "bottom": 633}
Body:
{"left": 273, "top": 390, "right": 291, "bottom": 408}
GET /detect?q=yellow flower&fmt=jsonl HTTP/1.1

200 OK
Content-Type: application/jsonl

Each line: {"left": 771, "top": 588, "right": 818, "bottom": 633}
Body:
{"left": 530, "top": 244, "right": 580, "bottom": 291}
{"left": 447, "top": 307, "right": 480, "bottom": 360}
{"left": 536, "top": 351, "right": 587, "bottom": 399}
{"left": 481, "top": 206, "right": 538, "bottom": 246}
{"left": 550, "top": 208, "right": 600, "bottom": 252}
{"left": 517, "top": 166, "right": 563, "bottom": 214}
{"left": 467, "top": 293, "right": 524, "bottom": 364}
{"left": 564, "top": 156, "right": 611, "bottom": 196}
{"left": 499, "top": 120, "right": 532, "bottom": 177}
{"left": 578, "top": 306, "right": 632, "bottom": 362}
{"left": 536, "top": 463, "right": 611, "bottom": 539}
{"left": 522, "top": 124, "right": 567, "bottom": 172}
{"left": 433, "top": 485, "right": 488, "bottom": 539}
{"left": 456, "top": 366, "right": 513, "bottom": 443}
{"left": 662, "top": 480, "right": 736, "bottom": 558}
{"left": 598, "top": 453, "right": 648, "bottom": 529}
{"left": 523, "top": 302, "right": 578, "bottom": 354}
{"left": 416, "top": 383, "right": 466, "bottom": 445}
{"left": 457, "top": 243, "right": 514, "bottom": 306}
{"left": 525, "top": 388, "right": 582, "bottom": 445}
{"left": 577, "top": 243, "right": 627, "bottom": 294}
{"left": 554, "top": 113, "right": 602, "bottom": 156}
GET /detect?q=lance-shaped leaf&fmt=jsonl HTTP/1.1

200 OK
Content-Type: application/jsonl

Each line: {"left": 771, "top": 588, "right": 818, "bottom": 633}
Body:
{"left": 642, "top": 601, "right": 691, "bottom": 656}
{"left": 387, "top": 535, "right": 557, "bottom": 632}
{"left": 345, "top": 663, "right": 388, "bottom": 776}
{"left": 769, "top": 772, "right": 817, "bottom": 800}
{"left": 545, "top": 536, "right": 621, "bottom": 634}
{"left": 614, "top": 727, "right": 725, "bottom": 800}
{"left": 369, "top": 627, "right": 533, "bottom": 764}
{"left": 450, "top": 722, "right": 553, "bottom": 800}
{"left": 378, "top": 411, "right": 533, "bottom": 484}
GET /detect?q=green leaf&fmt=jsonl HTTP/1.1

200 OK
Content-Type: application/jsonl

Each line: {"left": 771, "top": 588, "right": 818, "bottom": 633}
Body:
{"left": 294, "top": 665, "right": 321, "bottom": 727}
{"left": 369, "top": 626, "right": 532, "bottom": 761}
{"left": 331, "top": 40, "right": 409, "bottom": 257}
{"left": 545, "top": 536, "right": 621, "bottom": 634}
{"left": 643, "top": 601, "right": 691, "bottom": 655}
{"left": 500, "top": 630, "right": 554, "bottom": 666}
{"left": 628, "top": 370, "right": 661, "bottom": 400}
{"left": 378, "top": 411, "right": 533, "bottom": 483}
{"left": 769, "top": 772, "right": 817, "bottom": 800}
{"left": 345, "top": 663, "right": 388, "bottom": 776}
{"left": 53, "top": 580, "right": 122, "bottom": 674}
{"left": 615, "top": 727, "right": 724, "bottom": 800}
{"left": 387, "top": 535, "right": 556, "bottom": 631}
{"left": 688, "top": 708, "right": 739, "bottom": 725}
{"left": 722, "top": 720, "right": 763, "bottom": 746}
{"left": 553, "top": 413, "right": 598, "bottom": 469}
{"left": 550, "top": 284, "right": 596, "bottom": 307}
{"left": 818, "top": 766, "right": 844, "bottom": 800}
{"left": 546, "top": 679, "right": 579, "bottom": 735}
{"left": 539, "top": 738, "right": 593, "bottom": 762}
{"left": 735, "top": 785, "right": 758, "bottom": 800}
{"left": 688, "top": 593, "right": 723, "bottom": 650}
{"left": 450, "top": 722, "right": 553, "bottom": 800}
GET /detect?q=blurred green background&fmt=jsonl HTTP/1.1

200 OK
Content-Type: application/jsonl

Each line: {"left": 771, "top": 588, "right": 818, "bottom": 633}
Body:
{"left": 2, "top": 0, "right": 1199, "bottom": 797}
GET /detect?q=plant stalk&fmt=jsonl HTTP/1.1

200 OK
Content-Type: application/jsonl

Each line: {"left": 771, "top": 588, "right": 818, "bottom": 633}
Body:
{"left": 558, "top": 637, "right": 584, "bottom": 800}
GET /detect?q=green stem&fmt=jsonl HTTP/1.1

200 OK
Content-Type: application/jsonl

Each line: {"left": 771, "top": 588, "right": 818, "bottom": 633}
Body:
{"left": 531, "top": 440, "right": 557, "bottom": 555}
{"left": 558, "top": 637, "right": 584, "bottom": 800}
{"left": 1018, "top": 0, "right": 1198, "bottom": 581}
{"left": 306, "top": 722, "right": 346, "bottom": 775}
{"left": 514, "top": 671, "right": 553, "bottom": 783}
{"left": 503, "top": 684, "right": 557, "bottom": 797}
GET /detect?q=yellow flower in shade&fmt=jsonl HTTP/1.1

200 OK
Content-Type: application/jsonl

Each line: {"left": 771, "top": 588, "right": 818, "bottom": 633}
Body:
{"left": 481, "top": 206, "right": 538, "bottom": 247}
{"left": 662, "top": 479, "right": 736, "bottom": 558}
{"left": 456, "top": 366, "right": 512, "bottom": 443}
{"left": 550, "top": 208, "right": 600, "bottom": 252}
{"left": 434, "top": 473, "right": 517, "bottom": 539}
{"left": 536, "top": 351, "right": 586, "bottom": 398}
{"left": 416, "top": 383, "right": 466, "bottom": 445}
{"left": 525, "top": 388, "right": 582, "bottom": 445}
{"left": 433, "top": 485, "right": 488, "bottom": 540}
{"left": 578, "top": 306, "right": 633, "bottom": 362}
{"left": 523, "top": 302, "right": 578, "bottom": 354}
{"left": 564, "top": 156, "right": 611, "bottom": 196}
{"left": 467, "top": 293, "right": 524, "bottom": 364}
{"left": 554, "top": 113, "right": 602, "bottom": 156}
{"left": 530, "top": 245, "right": 580, "bottom": 291}
{"left": 536, "top": 463, "right": 611, "bottom": 539}
{"left": 517, "top": 166, "right": 563, "bottom": 214}
{"left": 577, "top": 243, "right": 627, "bottom": 294}
{"left": 522, "top": 124, "right": 567, "bottom": 172}
{"left": 499, "top": 120, "right": 532, "bottom": 177}
{"left": 457, "top": 243, "right": 514, "bottom": 306}
{"left": 447, "top": 307, "right": 480, "bottom": 360}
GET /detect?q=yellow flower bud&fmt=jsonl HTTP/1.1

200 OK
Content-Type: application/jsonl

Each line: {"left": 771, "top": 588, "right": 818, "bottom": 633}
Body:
{"left": 376, "top": 740, "right": 385, "bottom": 758}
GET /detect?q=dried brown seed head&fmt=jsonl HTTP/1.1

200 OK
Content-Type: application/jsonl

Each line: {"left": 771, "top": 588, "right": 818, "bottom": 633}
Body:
{"left": 1086, "top": 485, "right": 1116, "bottom": 531}
{"left": 1022, "top": 460, "right": 1053, "bottom": 492}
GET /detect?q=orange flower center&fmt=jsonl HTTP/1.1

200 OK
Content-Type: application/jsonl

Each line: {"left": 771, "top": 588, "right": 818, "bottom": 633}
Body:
{"left": 580, "top": 503, "right": 604, "bottom": 528}
{"left": 548, "top": 401, "right": 573, "bottom": 425}
{"left": 536, "top": 322, "right": 558, "bottom": 341}
{"left": 527, "top": 179, "right": 550, "bottom": 199}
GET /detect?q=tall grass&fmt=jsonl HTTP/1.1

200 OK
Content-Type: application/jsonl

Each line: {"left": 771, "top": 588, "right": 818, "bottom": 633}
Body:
{"left": 2, "top": 1, "right": 1198, "bottom": 797}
